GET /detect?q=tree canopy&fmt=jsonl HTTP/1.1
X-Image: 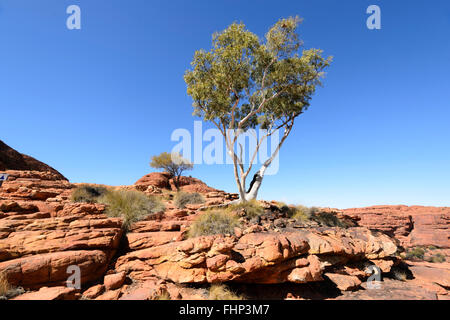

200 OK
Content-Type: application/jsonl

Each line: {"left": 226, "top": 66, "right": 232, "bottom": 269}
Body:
{"left": 184, "top": 17, "right": 332, "bottom": 201}
{"left": 150, "top": 152, "right": 193, "bottom": 190}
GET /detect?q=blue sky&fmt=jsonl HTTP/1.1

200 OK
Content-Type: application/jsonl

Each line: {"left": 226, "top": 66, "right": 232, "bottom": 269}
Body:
{"left": 1, "top": 0, "right": 449, "bottom": 208}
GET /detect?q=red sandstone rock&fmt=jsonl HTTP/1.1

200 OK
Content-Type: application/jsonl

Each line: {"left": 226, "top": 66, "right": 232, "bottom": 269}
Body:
{"left": 0, "top": 250, "right": 109, "bottom": 288}
{"left": 134, "top": 172, "right": 218, "bottom": 193}
{"left": 82, "top": 284, "right": 105, "bottom": 299}
{"left": 95, "top": 289, "right": 121, "bottom": 300}
{"left": 408, "top": 261, "right": 450, "bottom": 289}
{"left": 12, "top": 286, "right": 78, "bottom": 300}
{"left": 0, "top": 140, "right": 66, "bottom": 180}
{"left": 325, "top": 273, "right": 362, "bottom": 291}
{"left": 0, "top": 170, "right": 124, "bottom": 291}
{"left": 335, "top": 279, "right": 437, "bottom": 300}
{"left": 134, "top": 172, "right": 171, "bottom": 189}
{"left": 104, "top": 272, "right": 126, "bottom": 290}
{"left": 340, "top": 205, "right": 450, "bottom": 249}
{"left": 127, "top": 231, "right": 183, "bottom": 250}
{"left": 115, "top": 228, "right": 398, "bottom": 285}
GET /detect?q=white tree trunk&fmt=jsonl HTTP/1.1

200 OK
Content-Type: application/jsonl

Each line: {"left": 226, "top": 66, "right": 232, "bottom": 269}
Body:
{"left": 236, "top": 124, "right": 293, "bottom": 203}
{"left": 241, "top": 166, "right": 266, "bottom": 201}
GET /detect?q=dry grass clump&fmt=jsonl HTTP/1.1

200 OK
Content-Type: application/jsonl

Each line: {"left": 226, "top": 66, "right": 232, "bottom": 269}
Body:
{"left": 188, "top": 210, "right": 240, "bottom": 238}
{"left": 312, "top": 211, "right": 351, "bottom": 227}
{"left": 209, "top": 284, "right": 245, "bottom": 300}
{"left": 405, "top": 247, "right": 426, "bottom": 260}
{"left": 285, "top": 204, "right": 350, "bottom": 227}
{"left": 99, "top": 189, "right": 165, "bottom": 231}
{"left": 289, "top": 205, "right": 319, "bottom": 222}
{"left": 226, "top": 199, "right": 264, "bottom": 218}
{"left": 427, "top": 253, "right": 446, "bottom": 263}
{"left": 392, "top": 269, "right": 408, "bottom": 281}
{"left": 152, "top": 291, "right": 171, "bottom": 300}
{"left": 71, "top": 184, "right": 108, "bottom": 203}
{"left": 174, "top": 192, "right": 205, "bottom": 209}
{"left": 0, "top": 272, "right": 11, "bottom": 297}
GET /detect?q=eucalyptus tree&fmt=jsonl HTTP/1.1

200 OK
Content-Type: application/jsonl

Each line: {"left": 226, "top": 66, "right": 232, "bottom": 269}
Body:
{"left": 184, "top": 17, "right": 332, "bottom": 201}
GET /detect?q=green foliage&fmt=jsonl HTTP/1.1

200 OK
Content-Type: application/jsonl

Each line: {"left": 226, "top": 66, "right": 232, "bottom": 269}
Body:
{"left": 184, "top": 17, "right": 331, "bottom": 198}
{"left": 184, "top": 16, "right": 332, "bottom": 131}
{"left": 174, "top": 192, "right": 205, "bottom": 209}
{"left": 209, "top": 284, "right": 245, "bottom": 300}
{"left": 226, "top": 199, "right": 264, "bottom": 218}
{"left": 71, "top": 184, "right": 108, "bottom": 203}
{"left": 188, "top": 210, "right": 240, "bottom": 238}
{"left": 99, "top": 190, "right": 165, "bottom": 231}
{"left": 427, "top": 253, "right": 446, "bottom": 263}
{"left": 405, "top": 247, "right": 426, "bottom": 260}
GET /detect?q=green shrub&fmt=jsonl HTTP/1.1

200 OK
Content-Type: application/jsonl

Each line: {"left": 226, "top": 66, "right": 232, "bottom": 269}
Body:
{"left": 71, "top": 184, "right": 108, "bottom": 203}
{"left": 188, "top": 210, "right": 240, "bottom": 238}
{"left": 99, "top": 189, "right": 165, "bottom": 231}
{"left": 226, "top": 199, "right": 264, "bottom": 218}
{"left": 209, "top": 284, "right": 245, "bottom": 300}
{"left": 428, "top": 253, "right": 446, "bottom": 263}
{"left": 405, "top": 247, "right": 426, "bottom": 260}
{"left": 174, "top": 192, "right": 205, "bottom": 209}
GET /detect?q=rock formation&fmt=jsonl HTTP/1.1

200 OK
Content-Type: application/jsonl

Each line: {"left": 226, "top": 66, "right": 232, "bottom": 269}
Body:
{"left": 0, "top": 141, "right": 66, "bottom": 180}
{"left": 134, "top": 172, "right": 219, "bottom": 194}
{"left": 0, "top": 162, "right": 448, "bottom": 300}
{"left": 0, "top": 170, "right": 123, "bottom": 290}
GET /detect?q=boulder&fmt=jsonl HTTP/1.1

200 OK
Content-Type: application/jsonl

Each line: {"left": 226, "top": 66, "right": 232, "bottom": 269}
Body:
{"left": 325, "top": 273, "right": 362, "bottom": 291}
{"left": 104, "top": 272, "right": 126, "bottom": 290}
{"left": 0, "top": 250, "right": 109, "bottom": 288}
{"left": 12, "top": 286, "right": 78, "bottom": 300}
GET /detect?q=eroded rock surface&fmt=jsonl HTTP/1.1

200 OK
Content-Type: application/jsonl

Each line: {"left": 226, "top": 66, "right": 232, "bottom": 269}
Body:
{"left": 0, "top": 170, "right": 122, "bottom": 291}
{"left": 1, "top": 169, "right": 448, "bottom": 300}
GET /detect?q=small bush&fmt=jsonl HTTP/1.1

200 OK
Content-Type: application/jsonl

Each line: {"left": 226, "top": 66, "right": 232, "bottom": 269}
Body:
{"left": 152, "top": 291, "right": 171, "bottom": 300}
{"left": 71, "top": 184, "right": 108, "bottom": 203}
{"left": 99, "top": 189, "right": 165, "bottom": 231}
{"left": 0, "top": 272, "right": 11, "bottom": 297}
{"left": 226, "top": 200, "right": 264, "bottom": 218}
{"left": 312, "top": 211, "right": 350, "bottom": 227}
{"left": 174, "top": 192, "right": 205, "bottom": 209}
{"left": 405, "top": 247, "right": 426, "bottom": 260}
{"left": 289, "top": 205, "right": 319, "bottom": 222}
{"left": 427, "top": 253, "right": 446, "bottom": 263}
{"left": 392, "top": 269, "right": 408, "bottom": 281}
{"left": 209, "top": 284, "right": 245, "bottom": 300}
{"left": 188, "top": 210, "right": 240, "bottom": 238}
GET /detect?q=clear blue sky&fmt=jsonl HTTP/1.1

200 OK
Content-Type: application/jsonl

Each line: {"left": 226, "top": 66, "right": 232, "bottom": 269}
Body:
{"left": 1, "top": 0, "right": 449, "bottom": 208}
